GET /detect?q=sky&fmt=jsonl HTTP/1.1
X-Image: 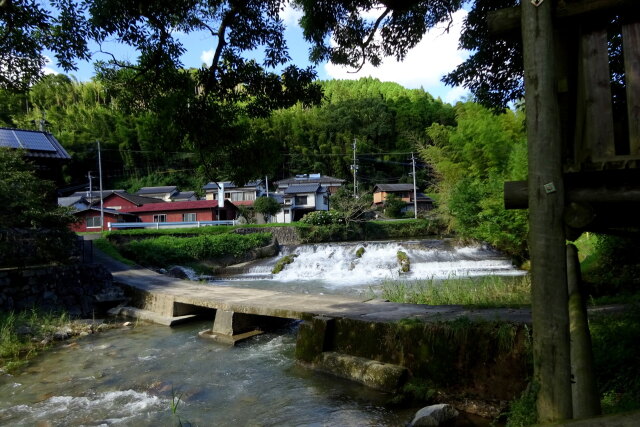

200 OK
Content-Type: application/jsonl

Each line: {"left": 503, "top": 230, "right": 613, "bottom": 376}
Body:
{"left": 45, "top": 5, "right": 470, "bottom": 105}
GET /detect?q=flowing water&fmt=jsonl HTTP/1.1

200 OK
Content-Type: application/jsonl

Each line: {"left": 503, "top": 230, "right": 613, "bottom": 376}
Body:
{"left": 0, "top": 239, "right": 523, "bottom": 425}
{"left": 0, "top": 321, "right": 417, "bottom": 426}
{"left": 210, "top": 239, "right": 525, "bottom": 297}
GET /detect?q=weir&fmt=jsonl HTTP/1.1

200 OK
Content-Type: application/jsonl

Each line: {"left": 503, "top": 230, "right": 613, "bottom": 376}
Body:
{"left": 98, "top": 248, "right": 533, "bottom": 398}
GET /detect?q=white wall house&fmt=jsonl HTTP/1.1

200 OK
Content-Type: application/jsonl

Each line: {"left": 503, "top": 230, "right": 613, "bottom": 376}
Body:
{"left": 274, "top": 173, "right": 345, "bottom": 195}
{"left": 203, "top": 180, "right": 266, "bottom": 203}
{"left": 273, "top": 183, "right": 329, "bottom": 223}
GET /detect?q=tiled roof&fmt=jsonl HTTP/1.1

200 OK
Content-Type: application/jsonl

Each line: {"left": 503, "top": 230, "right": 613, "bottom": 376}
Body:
{"left": 135, "top": 186, "right": 178, "bottom": 195}
{"left": 58, "top": 196, "right": 87, "bottom": 207}
{"left": 125, "top": 199, "right": 230, "bottom": 212}
{"left": 284, "top": 184, "right": 322, "bottom": 194}
{"left": 171, "top": 191, "right": 196, "bottom": 200}
{"left": 0, "top": 127, "right": 71, "bottom": 160}
{"left": 108, "top": 192, "right": 166, "bottom": 206}
{"left": 374, "top": 183, "right": 416, "bottom": 192}
{"left": 274, "top": 174, "right": 345, "bottom": 185}
{"left": 73, "top": 207, "right": 136, "bottom": 216}
{"left": 203, "top": 180, "right": 263, "bottom": 190}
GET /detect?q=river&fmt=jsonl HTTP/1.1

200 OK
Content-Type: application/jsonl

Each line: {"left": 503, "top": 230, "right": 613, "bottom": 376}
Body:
{"left": 0, "top": 239, "right": 523, "bottom": 425}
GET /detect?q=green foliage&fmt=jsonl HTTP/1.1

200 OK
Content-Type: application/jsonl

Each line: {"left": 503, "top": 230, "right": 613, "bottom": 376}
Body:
{"left": 355, "top": 247, "right": 365, "bottom": 258}
{"left": 120, "top": 232, "right": 272, "bottom": 266}
{"left": 271, "top": 254, "right": 298, "bottom": 274}
{"left": 590, "top": 307, "right": 640, "bottom": 414}
{"left": 0, "top": 149, "right": 78, "bottom": 266}
{"left": 296, "top": 219, "right": 443, "bottom": 244}
{"left": 380, "top": 275, "right": 531, "bottom": 308}
{"left": 253, "top": 196, "right": 281, "bottom": 222}
{"left": 0, "top": 309, "right": 74, "bottom": 373}
{"left": 299, "top": 210, "right": 345, "bottom": 226}
{"left": 383, "top": 194, "right": 406, "bottom": 219}
{"left": 581, "top": 234, "right": 640, "bottom": 296}
{"left": 396, "top": 250, "right": 410, "bottom": 273}
{"left": 505, "top": 383, "right": 539, "bottom": 427}
{"left": 329, "top": 187, "right": 373, "bottom": 223}
{"left": 419, "top": 102, "right": 528, "bottom": 260}
{"left": 94, "top": 238, "right": 136, "bottom": 266}
{"left": 104, "top": 226, "right": 234, "bottom": 238}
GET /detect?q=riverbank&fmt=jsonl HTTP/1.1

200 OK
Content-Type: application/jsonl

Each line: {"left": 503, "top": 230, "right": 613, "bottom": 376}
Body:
{"left": 0, "top": 309, "right": 124, "bottom": 373}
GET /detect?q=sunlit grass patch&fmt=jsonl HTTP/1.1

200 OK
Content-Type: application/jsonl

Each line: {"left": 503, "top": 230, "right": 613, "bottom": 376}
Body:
{"left": 379, "top": 275, "right": 531, "bottom": 308}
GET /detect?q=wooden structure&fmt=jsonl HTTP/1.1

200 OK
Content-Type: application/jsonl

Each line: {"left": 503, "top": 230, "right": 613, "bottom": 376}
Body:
{"left": 492, "top": 0, "right": 640, "bottom": 422}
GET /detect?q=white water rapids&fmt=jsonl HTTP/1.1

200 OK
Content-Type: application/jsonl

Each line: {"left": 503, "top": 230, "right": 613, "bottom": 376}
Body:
{"left": 209, "top": 240, "right": 525, "bottom": 295}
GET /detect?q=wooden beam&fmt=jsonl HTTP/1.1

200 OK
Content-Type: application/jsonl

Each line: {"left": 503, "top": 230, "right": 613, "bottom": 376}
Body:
{"left": 623, "top": 22, "right": 640, "bottom": 155}
{"left": 581, "top": 29, "right": 615, "bottom": 160}
{"left": 489, "top": 0, "right": 639, "bottom": 34}
{"left": 521, "top": 0, "right": 573, "bottom": 422}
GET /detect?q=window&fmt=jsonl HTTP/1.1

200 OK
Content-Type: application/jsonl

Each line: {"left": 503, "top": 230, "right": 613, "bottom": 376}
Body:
{"left": 295, "top": 195, "right": 308, "bottom": 205}
{"left": 86, "top": 216, "right": 102, "bottom": 228}
{"left": 230, "top": 192, "right": 243, "bottom": 201}
{"left": 153, "top": 214, "right": 167, "bottom": 222}
{"left": 183, "top": 213, "right": 196, "bottom": 222}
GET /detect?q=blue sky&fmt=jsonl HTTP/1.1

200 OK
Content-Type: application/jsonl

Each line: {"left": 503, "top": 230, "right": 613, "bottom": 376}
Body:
{"left": 45, "top": 5, "right": 470, "bottom": 104}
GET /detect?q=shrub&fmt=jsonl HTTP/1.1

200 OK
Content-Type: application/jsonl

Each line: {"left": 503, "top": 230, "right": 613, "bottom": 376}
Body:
{"left": 384, "top": 194, "right": 406, "bottom": 218}
{"left": 120, "top": 232, "right": 272, "bottom": 266}
{"left": 299, "top": 210, "right": 345, "bottom": 226}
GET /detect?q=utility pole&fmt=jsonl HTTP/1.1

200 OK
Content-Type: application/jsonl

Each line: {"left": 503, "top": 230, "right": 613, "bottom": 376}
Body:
{"left": 411, "top": 152, "right": 418, "bottom": 219}
{"left": 351, "top": 138, "right": 358, "bottom": 198}
{"left": 265, "top": 175, "right": 269, "bottom": 197}
{"left": 87, "top": 171, "right": 94, "bottom": 199}
{"left": 97, "top": 141, "right": 104, "bottom": 231}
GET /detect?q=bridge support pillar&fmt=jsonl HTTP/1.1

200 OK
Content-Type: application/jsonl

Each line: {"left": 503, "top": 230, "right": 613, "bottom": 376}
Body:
{"left": 198, "top": 309, "right": 263, "bottom": 345}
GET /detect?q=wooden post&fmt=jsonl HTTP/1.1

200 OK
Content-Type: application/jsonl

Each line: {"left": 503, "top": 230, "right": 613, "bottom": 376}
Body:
{"left": 567, "top": 243, "right": 601, "bottom": 418}
{"left": 623, "top": 22, "right": 640, "bottom": 155}
{"left": 521, "top": 0, "right": 573, "bottom": 422}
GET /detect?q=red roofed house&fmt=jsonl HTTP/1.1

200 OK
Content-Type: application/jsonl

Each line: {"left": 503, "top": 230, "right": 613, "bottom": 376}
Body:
{"left": 123, "top": 199, "right": 238, "bottom": 225}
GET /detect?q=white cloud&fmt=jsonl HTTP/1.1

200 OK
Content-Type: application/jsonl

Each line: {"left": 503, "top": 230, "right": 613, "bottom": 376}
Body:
{"left": 43, "top": 56, "right": 58, "bottom": 75}
{"left": 200, "top": 49, "right": 215, "bottom": 66}
{"left": 443, "top": 86, "right": 469, "bottom": 104}
{"left": 324, "top": 9, "right": 469, "bottom": 97}
{"left": 279, "top": 4, "right": 302, "bottom": 26}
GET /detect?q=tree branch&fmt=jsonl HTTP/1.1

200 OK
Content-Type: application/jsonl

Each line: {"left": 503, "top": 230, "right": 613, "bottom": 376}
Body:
{"left": 352, "top": 7, "right": 390, "bottom": 73}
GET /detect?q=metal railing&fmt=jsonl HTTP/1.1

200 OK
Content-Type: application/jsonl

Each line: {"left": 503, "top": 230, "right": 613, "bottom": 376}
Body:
{"left": 108, "top": 220, "right": 237, "bottom": 230}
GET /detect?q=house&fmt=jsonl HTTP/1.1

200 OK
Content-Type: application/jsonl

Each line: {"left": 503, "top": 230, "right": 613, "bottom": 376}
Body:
{"left": 68, "top": 190, "right": 165, "bottom": 210}
{"left": 135, "top": 186, "right": 180, "bottom": 201}
{"left": 124, "top": 199, "right": 238, "bottom": 223}
{"left": 274, "top": 183, "right": 329, "bottom": 223}
{"left": 0, "top": 127, "right": 71, "bottom": 185}
{"left": 274, "top": 173, "right": 345, "bottom": 195}
{"left": 373, "top": 183, "right": 434, "bottom": 212}
{"left": 202, "top": 180, "right": 266, "bottom": 203}
{"left": 58, "top": 195, "right": 90, "bottom": 211}
{"left": 70, "top": 207, "right": 137, "bottom": 233}
{"left": 171, "top": 191, "right": 197, "bottom": 202}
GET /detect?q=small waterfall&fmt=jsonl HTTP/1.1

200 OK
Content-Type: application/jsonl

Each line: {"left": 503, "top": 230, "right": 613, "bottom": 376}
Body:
{"left": 236, "top": 240, "right": 523, "bottom": 287}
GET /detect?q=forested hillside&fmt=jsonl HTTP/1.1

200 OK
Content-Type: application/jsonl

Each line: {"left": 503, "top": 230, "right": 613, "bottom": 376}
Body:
{"left": 0, "top": 76, "right": 455, "bottom": 193}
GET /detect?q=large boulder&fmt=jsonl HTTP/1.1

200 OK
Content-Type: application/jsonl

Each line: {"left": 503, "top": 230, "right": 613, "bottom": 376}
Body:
{"left": 409, "top": 404, "right": 459, "bottom": 426}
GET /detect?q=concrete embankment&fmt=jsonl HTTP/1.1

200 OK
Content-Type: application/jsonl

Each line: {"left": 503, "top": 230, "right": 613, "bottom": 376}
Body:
{"left": 95, "top": 245, "right": 532, "bottom": 407}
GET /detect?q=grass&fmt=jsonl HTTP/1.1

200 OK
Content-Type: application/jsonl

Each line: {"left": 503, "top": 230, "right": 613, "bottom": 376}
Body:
{"left": 379, "top": 275, "right": 531, "bottom": 308}
{"left": 0, "top": 309, "right": 70, "bottom": 373}
{"left": 94, "top": 238, "right": 136, "bottom": 266}
{"left": 272, "top": 254, "right": 298, "bottom": 274}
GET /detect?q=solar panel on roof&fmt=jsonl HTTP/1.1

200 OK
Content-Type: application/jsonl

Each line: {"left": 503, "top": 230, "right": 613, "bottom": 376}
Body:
{"left": 0, "top": 130, "right": 21, "bottom": 148}
{"left": 13, "top": 130, "right": 56, "bottom": 152}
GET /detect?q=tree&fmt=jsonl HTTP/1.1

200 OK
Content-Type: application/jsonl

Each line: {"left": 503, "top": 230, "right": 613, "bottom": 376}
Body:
{"left": 253, "top": 196, "right": 281, "bottom": 223}
{"left": 383, "top": 194, "right": 405, "bottom": 219}
{"left": 329, "top": 186, "right": 372, "bottom": 223}
{"left": 0, "top": 0, "right": 90, "bottom": 91}
{"left": 0, "top": 148, "right": 77, "bottom": 266}
{"left": 295, "top": 0, "right": 523, "bottom": 109}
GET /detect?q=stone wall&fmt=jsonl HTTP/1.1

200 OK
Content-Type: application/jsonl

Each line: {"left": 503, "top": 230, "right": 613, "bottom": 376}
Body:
{"left": 0, "top": 264, "right": 123, "bottom": 316}
{"left": 234, "top": 227, "right": 301, "bottom": 245}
